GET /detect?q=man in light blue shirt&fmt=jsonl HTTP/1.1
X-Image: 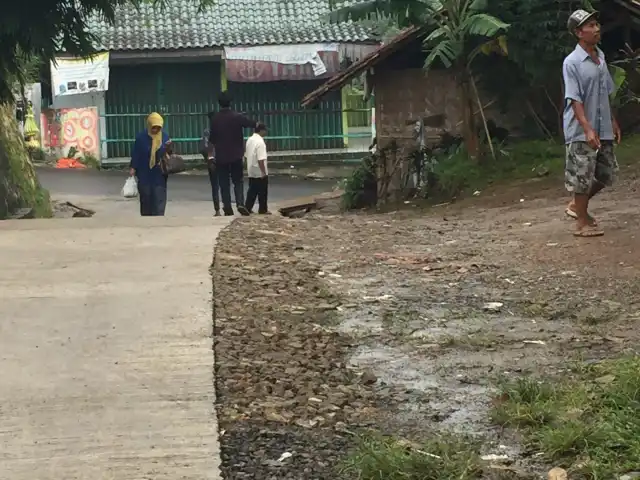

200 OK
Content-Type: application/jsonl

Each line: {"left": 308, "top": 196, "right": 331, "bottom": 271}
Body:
{"left": 563, "top": 9, "right": 621, "bottom": 237}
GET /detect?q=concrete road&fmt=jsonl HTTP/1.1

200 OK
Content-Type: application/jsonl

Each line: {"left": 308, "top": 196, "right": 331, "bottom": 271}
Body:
{"left": 0, "top": 215, "right": 232, "bottom": 479}
{"left": 38, "top": 167, "right": 336, "bottom": 216}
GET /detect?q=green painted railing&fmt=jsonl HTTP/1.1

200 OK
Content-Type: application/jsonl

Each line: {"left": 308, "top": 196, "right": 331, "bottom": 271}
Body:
{"left": 101, "top": 108, "right": 372, "bottom": 158}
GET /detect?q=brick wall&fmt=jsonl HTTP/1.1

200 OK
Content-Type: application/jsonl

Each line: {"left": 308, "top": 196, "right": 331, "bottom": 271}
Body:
{"left": 375, "top": 67, "right": 521, "bottom": 153}
{"left": 372, "top": 68, "right": 461, "bottom": 201}
{"left": 375, "top": 68, "right": 461, "bottom": 155}
{"left": 373, "top": 67, "right": 525, "bottom": 202}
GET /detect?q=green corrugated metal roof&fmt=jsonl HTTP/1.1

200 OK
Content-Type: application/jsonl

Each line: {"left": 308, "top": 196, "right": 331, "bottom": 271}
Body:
{"left": 87, "top": 0, "right": 374, "bottom": 51}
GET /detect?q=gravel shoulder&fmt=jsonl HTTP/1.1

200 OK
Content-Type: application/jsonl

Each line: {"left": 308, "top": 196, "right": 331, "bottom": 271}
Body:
{"left": 212, "top": 171, "right": 640, "bottom": 478}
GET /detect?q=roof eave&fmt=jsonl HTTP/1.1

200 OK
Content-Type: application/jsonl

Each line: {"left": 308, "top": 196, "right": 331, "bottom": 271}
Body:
{"left": 110, "top": 47, "right": 224, "bottom": 63}
{"left": 301, "top": 26, "right": 423, "bottom": 108}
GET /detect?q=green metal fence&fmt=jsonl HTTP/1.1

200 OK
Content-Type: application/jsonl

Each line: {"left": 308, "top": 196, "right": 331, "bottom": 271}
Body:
{"left": 105, "top": 62, "right": 222, "bottom": 158}
{"left": 101, "top": 106, "right": 372, "bottom": 159}
{"left": 103, "top": 64, "right": 373, "bottom": 159}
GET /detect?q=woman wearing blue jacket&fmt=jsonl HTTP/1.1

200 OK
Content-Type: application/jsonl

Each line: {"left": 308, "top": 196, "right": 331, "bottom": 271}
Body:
{"left": 129, "top": 112, "right": 172, "bottom": 216}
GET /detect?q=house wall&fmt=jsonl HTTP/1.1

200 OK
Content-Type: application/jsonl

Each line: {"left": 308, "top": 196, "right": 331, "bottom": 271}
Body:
{"left": 51, "top": 92, "right": 108, "bottom": 159}
{"left": 375, "top": 68, "right": 460, "bottom": 155}
{"left": 374, "top": 67, "right": 521, "bottom": 155}
{"left": 370, "top": 33, "right": 527, "bottom": 156}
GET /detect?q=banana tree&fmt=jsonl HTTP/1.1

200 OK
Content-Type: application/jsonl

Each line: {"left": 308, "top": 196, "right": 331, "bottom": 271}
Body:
{"left": 328, "top": 0, "right": 440, "bottom": 26}
{"left": 609, "top": 44, "right": 640, "bottom": 109}
{"left": 421, "top": 0, "right": 509, "bottom": 159}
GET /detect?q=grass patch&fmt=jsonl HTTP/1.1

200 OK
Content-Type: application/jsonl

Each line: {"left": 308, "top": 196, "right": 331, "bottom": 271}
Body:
{"left": 432, "top": 134, "right": 640, "bottom": 200}
{"left": 492, "top": 356, "right": 640, "bottom": 478}
{"left": 340, "top": 432, "right": 482, "bottom": 480}
{"left": 432, "top": 139, "right": 565, "bottom": 198}
{"left": 33, "top": 187, "right": 52, "bottom": 218}
{"left": 613, "top": 134, "right": 640, "bottom": 166}
{"left": 440, "top": 334, "right": 499, "bottom": 348}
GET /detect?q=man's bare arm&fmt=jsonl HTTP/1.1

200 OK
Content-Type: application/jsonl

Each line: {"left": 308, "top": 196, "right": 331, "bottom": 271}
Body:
{"left": 571, "top": 101, "right": 600, "bottom": 149}
{"left": 570, "top": 101, "right": 592, "bottom": 133}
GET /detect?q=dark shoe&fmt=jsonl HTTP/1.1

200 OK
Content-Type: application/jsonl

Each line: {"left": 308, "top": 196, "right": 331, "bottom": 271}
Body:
{"left": 258, "top": 211, "right": 272, "bottom": 215}
{"left": 214, "top": 210, "right": 221, "bottom": 217}
{"left": 237, "top": 205, "right": 250, "bottom": 216}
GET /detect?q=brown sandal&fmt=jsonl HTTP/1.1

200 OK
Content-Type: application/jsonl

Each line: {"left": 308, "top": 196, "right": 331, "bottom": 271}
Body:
{"left": 573, "top": 226, "right": 604, "bottom": 237}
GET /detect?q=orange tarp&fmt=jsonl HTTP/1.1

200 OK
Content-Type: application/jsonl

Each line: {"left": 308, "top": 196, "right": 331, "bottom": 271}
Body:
{"left": 55, "top": 158, "right": 87, "bottom": 169}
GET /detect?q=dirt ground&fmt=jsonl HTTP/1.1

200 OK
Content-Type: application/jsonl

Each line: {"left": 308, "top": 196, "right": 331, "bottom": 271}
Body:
{"left": 212, "top": 168, "right": 640, "bottom": 479}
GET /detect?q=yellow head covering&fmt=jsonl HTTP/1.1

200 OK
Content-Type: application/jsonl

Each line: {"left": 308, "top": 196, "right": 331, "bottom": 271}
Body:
{"left": 147, "top": 112, "right": 164, "bottom": 168}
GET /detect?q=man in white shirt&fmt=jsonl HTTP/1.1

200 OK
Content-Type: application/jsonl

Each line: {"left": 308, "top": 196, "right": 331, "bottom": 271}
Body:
{"left": 244, "top": 123, "right": 270, "bottom": 214}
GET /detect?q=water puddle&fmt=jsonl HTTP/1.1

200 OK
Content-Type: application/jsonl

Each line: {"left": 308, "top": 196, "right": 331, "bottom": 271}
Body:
{"left": 349, "top": 344, "right": 493, "bottom": 434}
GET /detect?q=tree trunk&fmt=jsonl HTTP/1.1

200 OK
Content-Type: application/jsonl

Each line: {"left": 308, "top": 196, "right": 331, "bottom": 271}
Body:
{"left": 459, "top": 76, "right": 479, "bottom": 160}
{"left": 0, "top": 101, "right": 51, "bottom": 219}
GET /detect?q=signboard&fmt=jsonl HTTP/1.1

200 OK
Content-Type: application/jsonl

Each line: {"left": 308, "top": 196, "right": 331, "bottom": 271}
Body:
{"left": 226, "top": 51, "right": 340, "bottom": 82}
{"left": 50, "top": 52, "right": 110, "bottom": 97}
{"left": 40, "top": 107, "right": 100, "bottom": 157}
{"left": 224, "top": 44, "right": 340, "bottom": 83}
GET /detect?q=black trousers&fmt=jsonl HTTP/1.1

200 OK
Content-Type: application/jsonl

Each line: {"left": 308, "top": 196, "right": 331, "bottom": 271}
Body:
{"left": 203, "top": 154, "right": 220, "bottom": 212}
{"left": 246, "top": 176, "right": 269, "bottom": 214}
{"left": 217, "top": 160, "right": 244, "bottom": 215}
{"left": 138, "top": 179, "right": 167, "bottom": 216}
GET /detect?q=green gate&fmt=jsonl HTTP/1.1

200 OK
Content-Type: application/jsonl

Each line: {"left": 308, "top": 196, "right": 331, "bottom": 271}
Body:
{"left": 104, "top": 63, "right": 369, "bottom": 159}
{"left": 226, "top": 80, "right": 344, "bottom": 152}
{"left": 105, "top": 62, "right": 222, "bottom": 158}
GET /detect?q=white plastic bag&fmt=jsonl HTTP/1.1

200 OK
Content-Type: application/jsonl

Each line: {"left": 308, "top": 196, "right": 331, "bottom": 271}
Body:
{"left": 122, "top": 176, "right": 138, "bottom": 198}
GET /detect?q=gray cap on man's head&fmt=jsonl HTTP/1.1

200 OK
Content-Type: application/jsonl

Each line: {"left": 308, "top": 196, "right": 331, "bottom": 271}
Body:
{"left": 567, "top": 9, "right": 598, "bottom": 33}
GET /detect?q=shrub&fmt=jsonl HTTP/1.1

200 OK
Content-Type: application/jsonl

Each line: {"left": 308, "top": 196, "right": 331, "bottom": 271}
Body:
{"left": 341, "top": 154, "right": 377, "bottom": 210}
{"left": 79, "top": 153, "right": 101, "bottom": 169}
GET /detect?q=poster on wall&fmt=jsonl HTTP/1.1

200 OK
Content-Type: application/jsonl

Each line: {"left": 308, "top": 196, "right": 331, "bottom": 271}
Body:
{"left": 40, "top": 107, "right": 100, "bottom": 157}
{"left": 50, "top": 52, "right": 110, "bottom": 98}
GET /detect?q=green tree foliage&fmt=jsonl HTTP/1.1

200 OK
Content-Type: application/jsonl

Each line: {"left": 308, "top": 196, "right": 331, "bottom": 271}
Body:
{"left": 331, "top": 0, "right": 596, "bottom": 84}
{"left": 329, "top": 0, "right": 440, "bottom": 26}
{"left": 486, "top": 0, "right": 587, "bottom": 84}
{"left": 0, "top": 0, "right": 213, "bottom": 103}
{"left": 422, "top": 0, "right": 509, "bottom": 158}
{"left": 330, "top": 0, "right": 604, "bottom": 139}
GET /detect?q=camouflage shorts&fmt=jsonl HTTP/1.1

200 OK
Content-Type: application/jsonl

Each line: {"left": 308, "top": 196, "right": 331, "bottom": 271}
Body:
{"left": 565, "top": 141, "right": 618, "bottom": 194}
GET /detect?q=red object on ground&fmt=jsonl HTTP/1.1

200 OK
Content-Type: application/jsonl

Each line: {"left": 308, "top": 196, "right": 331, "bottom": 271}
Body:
{"left": 55, "top": 158, "right": 87, "bottom": 169}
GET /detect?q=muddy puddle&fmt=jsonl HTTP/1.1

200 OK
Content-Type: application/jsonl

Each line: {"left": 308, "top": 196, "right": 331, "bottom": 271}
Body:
{"left": 330, "top": 272, "right": 581, "bottom": 439}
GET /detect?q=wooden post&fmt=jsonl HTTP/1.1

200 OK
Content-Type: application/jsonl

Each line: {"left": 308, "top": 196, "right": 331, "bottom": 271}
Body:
{"left": 220, "top": 60, "right": 228, "bottom": 92}
{"left": 341, "top": 87, "right": 349, "bottom": 147}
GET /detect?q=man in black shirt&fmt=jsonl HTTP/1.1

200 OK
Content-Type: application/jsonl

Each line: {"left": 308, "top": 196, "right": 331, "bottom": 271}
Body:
{"left": 208, "top": 91, "right": 257, "bottom": 216}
